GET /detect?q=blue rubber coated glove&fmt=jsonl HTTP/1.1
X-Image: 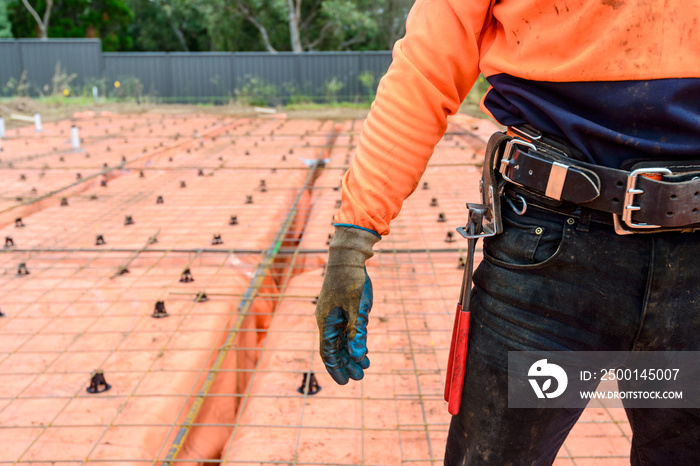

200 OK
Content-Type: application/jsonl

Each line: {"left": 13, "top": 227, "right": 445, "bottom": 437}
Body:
{"left": 315, "top": 225, "right": 381, "bottom": 384}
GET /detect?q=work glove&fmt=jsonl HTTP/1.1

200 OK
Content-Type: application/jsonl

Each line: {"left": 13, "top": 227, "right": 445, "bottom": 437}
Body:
{"left": 316, "top": 225, "right": 381, "bottom": 384}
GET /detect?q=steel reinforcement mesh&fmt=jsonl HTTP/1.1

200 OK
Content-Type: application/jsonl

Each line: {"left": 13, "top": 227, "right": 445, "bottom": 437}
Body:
{"left": 0, "top": 111, "right": 631, "bottom": 465}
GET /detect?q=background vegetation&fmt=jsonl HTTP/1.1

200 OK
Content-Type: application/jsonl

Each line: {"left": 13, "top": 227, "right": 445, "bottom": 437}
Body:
{"left": 1, "top": 0, "right": 491, "bottom": 114}
{"left": 4, "top": 0, "right": 414, "bottom": 52}
{"left": 0, "top": 0, "right": 13, "bottom": 37}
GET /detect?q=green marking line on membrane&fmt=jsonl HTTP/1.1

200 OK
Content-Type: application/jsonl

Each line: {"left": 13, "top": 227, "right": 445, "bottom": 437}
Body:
{"left": 161, "top": 125, "right": 341, "bottom": 465}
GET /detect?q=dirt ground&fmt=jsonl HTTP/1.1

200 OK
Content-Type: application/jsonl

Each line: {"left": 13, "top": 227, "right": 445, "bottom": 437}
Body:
{"left": 0, "top": 97, "right": 372, "bottom": 129}
{"left": 0, "top": 97, "right": 486, "bottom": 129}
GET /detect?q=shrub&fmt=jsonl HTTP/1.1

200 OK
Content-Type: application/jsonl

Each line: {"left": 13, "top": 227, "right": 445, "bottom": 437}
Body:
{"left": 51, "top": 63, "right": 77, "bottom": 97}
{"left": 113, "top": 76, "right": 145, "bottom": 102}
{"left": 322, "top": 77, "right": 344, "bottom": 104}
{"left": 82, "top": 77, "right": 108, "bottom": 99}
{"left": 358, "top": 71, "right": 376, "bottom": 103}
{"left": 235, "top": 76, "right": 279, "bottom": 107}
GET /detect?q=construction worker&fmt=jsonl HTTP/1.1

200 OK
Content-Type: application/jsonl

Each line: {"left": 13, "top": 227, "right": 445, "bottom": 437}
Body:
{"left": 316, "top": 0, "right": 700, "bottom": 464}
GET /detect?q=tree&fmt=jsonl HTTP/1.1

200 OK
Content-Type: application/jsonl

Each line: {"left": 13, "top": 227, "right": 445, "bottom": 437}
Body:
{"left": 8, "top": 0, "right": 409, "bottom": 51}
{"left": 126, "top": 0, "right": 181, "bottom": 51}
{"left": 197, "top": 0, "right": 308, "bottom": 52}
{"left": 156, "top": 0, "right": 209, "bottom": 51}
{"left": 19, "top": 0, "right": 53, "bottom": 39}
{"left": 73, "top": 0, "right": 133, "bottom": 50}
{"left": 159, "top": 0, "right": 189, "bottom": 51}
{"left": 285, "top": 0, "right": 302, "bottom": 52}
{"left": 8, "top": 0, "right": 133, "bottom": 50}
{"left": 126, "top": 0, "right": 209, "bottom": 52}
{"left": 203, "top": 0, "right": 360, "bottom": 52}
{"left": 377, "top": 0, "right": 411, "bottom": 49}
{"left": 204, "top": 0, "right": 406, "bottom": 52}
{"left": 228, "top": 0, "right": 280, "bottom": 52}
{"left": 316, "top": 0, "right": 380, "bottom": 50}
{"left": 0, "top": 0, "right": 13, "bottom": 38}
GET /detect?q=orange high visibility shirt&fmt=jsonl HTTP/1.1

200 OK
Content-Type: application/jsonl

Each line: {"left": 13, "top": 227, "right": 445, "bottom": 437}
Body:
{"left": 336, "top": 0, "right": 700, "bottom": 235}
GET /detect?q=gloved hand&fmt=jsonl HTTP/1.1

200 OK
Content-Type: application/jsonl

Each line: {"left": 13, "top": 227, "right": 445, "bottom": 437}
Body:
{"left": 315, "top": 225, "right": 381, "bottom": 384}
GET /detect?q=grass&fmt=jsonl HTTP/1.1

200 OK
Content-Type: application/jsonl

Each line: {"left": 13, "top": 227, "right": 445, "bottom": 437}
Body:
{"left": 283, "top": 101, "right": 371, "bottom": 111}
{"left": 1, "top": 80, "right": 491, "bottom": 121}
{"left": 37, "top": 95, "right": 102, "bottom": 106}
{"left": 0, "top": 96, "right": 113, "bottom": 107}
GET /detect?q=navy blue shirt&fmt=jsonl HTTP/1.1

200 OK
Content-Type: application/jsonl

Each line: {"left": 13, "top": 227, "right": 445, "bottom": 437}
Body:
{"left": 485, "top": 74, "right": 700, "bottom": 168}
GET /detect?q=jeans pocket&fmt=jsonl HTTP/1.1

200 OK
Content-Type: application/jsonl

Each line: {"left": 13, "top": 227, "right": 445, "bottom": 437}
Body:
{"left": 483, "top": 204, "right": 571, "bottom": 270}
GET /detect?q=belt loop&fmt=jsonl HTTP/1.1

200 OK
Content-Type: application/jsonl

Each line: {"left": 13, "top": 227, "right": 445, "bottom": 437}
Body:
{"left": 576, "top": 208, "right": 592, "bottom": 233}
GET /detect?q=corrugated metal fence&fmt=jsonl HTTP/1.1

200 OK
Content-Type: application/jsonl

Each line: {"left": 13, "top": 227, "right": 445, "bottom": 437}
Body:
{"left": 0, "top": 39, "right": 393, "bottom": 104}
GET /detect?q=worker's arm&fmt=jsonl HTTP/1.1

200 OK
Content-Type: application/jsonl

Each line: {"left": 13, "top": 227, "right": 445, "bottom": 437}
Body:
{"left": 316, "top": 0, "right": 494, "bottom": 384}
{"left": 335, "top": 0, "right": 494, "bottom": 235}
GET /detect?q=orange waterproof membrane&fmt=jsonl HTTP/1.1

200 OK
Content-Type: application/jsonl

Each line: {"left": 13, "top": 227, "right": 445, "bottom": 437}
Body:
{"left": 0, "top": 251, "right": 270, "bottom": 464}
{"left": 0, "top": 111, "right": 631, "bottom": 465}
{"left": 0, "top": 111, "right": 335, "bottom": 464}
{"left": 222, "top": 265, "right": 448, "bottom": 466}
{"left": 296, "top": 167, "right": 346, "bottom": 271}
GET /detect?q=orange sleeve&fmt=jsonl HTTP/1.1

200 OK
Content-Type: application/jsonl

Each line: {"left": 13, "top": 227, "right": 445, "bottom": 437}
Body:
{"left": 335, "top": 0, "right": 494, "bottom": 236}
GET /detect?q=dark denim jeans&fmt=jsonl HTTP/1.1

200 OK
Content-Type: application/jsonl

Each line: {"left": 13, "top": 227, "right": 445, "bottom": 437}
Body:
{"left": 444, "top": 198, "right": 700, "bottom": 465}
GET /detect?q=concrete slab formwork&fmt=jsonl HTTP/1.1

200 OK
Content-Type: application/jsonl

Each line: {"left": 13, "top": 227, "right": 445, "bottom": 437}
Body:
{"left": 0, "top": 111, "right": 631, "bottom": 465}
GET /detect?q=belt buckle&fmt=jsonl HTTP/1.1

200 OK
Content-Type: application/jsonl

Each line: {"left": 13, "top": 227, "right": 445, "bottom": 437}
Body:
{"left": 498, "top": 139, "right": 537, "bottom": 186}
{"left": 612, "top": 167, "right": 673, "bottom": 235}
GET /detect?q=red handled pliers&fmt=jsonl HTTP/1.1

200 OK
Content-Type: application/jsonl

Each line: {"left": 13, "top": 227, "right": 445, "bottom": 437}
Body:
{"left": 444, "top": 205, "right": 486, "bottom": 415}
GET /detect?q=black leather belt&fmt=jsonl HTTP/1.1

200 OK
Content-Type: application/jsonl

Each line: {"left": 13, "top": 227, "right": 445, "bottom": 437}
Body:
{"left": 504, "top": 185, "right": 616, "bottom": 227}
{"left": 497, "top": 127, "right": 700, "bottom": 234}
